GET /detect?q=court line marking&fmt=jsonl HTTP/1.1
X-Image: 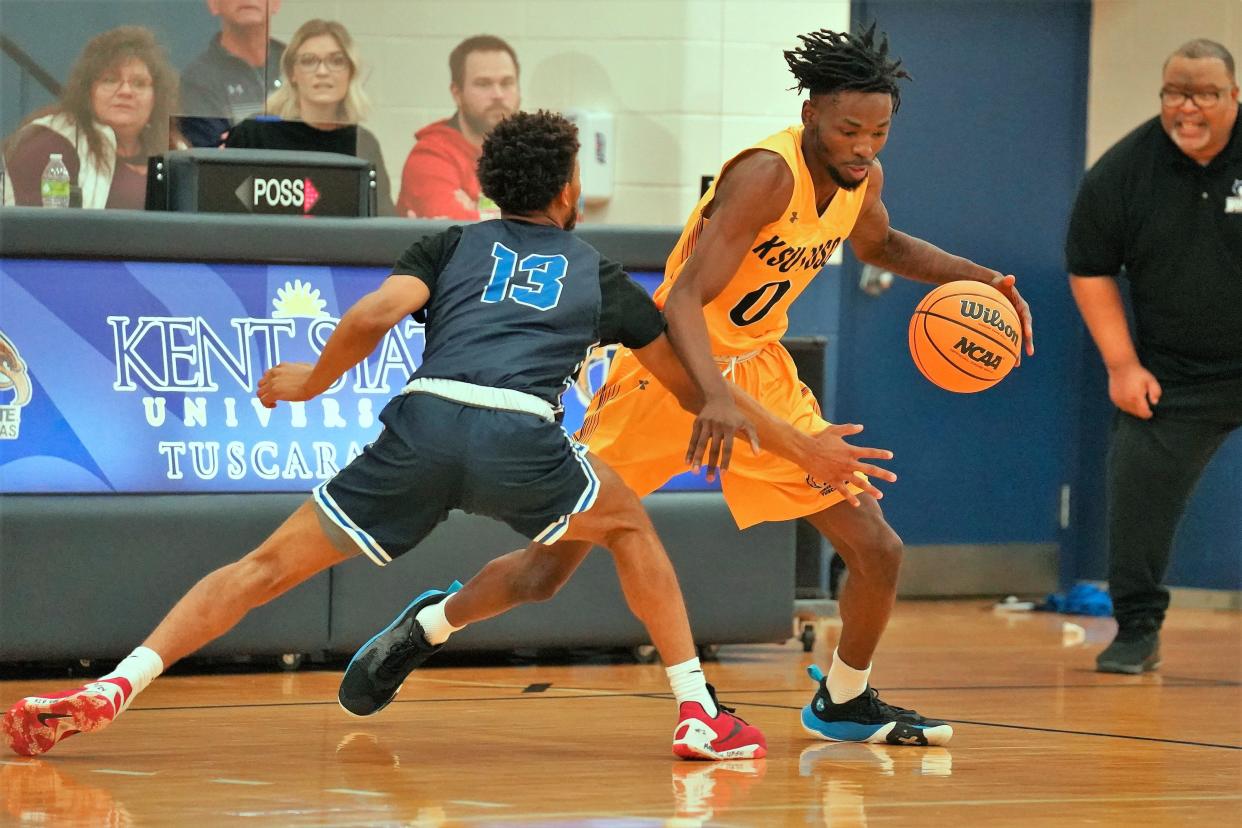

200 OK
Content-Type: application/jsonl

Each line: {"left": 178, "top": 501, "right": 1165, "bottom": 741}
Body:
{"left": 92, "top": 768, "right": 157, "bottom": 776}
{"left": 410, "top": 676, "right": 615, "bottom": 694}
{"left": 130, "top": 692, "right": 662, "bottom": 713}
{"left": 448, "top": 800, "right": 509, "bottom": 808}
{"left": 948, "top": 718, "right": 1242, "bottom": 751}
{"left": 109, "top": 686, "right": 1242, "bottom": 751}
{"left": 211, "top": 778, "right": 274, "bottom": 786}
{"left": 443, "top": 794, "right": 1242, "bottom": 823}
{"left": 123, "top": 675, "right": 1242, "bottom": 717}
{"left": 636, "top": 692, "right": 1242, "bottom": 751}
{"left": 324, "top": 787, "right": 388, "bottom": 797}
{"left": 729, "top": 697, "right": 1242, "bottom": 750}
{"left": 725, "top": 679, "right": 1242, "bottom": 692}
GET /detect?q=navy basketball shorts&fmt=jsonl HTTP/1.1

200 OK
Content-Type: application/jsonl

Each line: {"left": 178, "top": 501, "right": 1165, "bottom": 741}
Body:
{"left": 312, "top": 392, "right": 600, "bottom": 565}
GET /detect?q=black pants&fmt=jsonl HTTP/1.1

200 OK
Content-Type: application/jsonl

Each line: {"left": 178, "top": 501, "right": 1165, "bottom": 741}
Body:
{"left": 1106, "top": 374, "right": 1242, "bottom": 629}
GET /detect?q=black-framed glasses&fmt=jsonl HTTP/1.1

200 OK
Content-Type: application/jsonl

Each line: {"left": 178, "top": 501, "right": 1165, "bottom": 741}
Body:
{"left": 295, "top": 52, "right": 351, "bottom": 73}
{"left": 1159, "top": 87, "right": 1229, "bottom": 109}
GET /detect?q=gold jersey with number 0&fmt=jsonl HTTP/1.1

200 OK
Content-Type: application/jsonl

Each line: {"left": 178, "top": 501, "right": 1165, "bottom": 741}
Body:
{"left": 652, "top": 125, "right": 869, "bottom": 355}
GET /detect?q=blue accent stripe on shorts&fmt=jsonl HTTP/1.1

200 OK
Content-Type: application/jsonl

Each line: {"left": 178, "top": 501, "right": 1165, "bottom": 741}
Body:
{"left": 313, "top": 481, "right": 392, "bottom": 567}
{"left": 532, "top": 435, "right": 600, "bottom": 544}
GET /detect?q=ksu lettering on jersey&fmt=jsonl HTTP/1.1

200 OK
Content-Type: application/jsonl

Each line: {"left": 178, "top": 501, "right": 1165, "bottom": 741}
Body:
{"left": 654, "top": 125, "right": 866, "bottom": 357}
{"left": 750, "top": 233, "right": 843, "bottom": 273}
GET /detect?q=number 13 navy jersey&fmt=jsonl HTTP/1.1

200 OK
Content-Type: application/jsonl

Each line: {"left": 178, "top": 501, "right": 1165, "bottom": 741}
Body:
{"left": 393, "top": 219, "right": 665, "bottom": 410}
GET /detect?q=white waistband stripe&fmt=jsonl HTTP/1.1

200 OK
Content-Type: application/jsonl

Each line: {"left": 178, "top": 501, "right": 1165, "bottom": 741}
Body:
{"left": 402, "top": 378, "right": 554, "bottom": 422}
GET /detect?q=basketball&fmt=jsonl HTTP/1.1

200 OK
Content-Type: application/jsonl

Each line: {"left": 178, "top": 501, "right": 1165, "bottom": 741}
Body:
{"left": 908, "top": 281, "right": 1020, "bottom": 393}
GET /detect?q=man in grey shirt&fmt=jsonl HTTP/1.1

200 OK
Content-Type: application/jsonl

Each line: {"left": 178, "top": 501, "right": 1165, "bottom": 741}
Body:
{"left": 179, "top": 0, "right": 286, "bottom": 147}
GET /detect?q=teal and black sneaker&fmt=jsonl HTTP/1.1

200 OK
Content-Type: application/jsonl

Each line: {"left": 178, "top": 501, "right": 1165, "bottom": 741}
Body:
{"left": 800, "top": 664, "right": 953, "bottom": 746}
{"left": 338, "top": 581, "right": 463, "bottom": 716}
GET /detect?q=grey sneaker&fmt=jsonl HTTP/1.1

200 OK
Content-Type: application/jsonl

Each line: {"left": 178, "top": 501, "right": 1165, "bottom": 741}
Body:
{"left": 1096, "top": 627, "right": 1161, "bottom": 674}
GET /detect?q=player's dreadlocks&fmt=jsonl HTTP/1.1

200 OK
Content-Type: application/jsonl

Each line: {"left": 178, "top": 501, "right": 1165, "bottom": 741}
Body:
{"left": 784, "top": 23, "right": 911, "bottom": 110}
{"left": 478, "top": 110, "right": 580, "bottom": 215}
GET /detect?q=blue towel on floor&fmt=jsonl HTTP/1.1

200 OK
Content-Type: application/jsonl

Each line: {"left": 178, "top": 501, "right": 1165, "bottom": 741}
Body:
{"left": 1035, "top": 583, "right": 1113, "bottom": 616}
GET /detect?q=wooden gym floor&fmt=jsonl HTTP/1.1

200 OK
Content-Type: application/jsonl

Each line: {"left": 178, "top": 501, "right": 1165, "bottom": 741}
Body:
{"left": 2, "top": 600, "right": 1239, "bottom": 826}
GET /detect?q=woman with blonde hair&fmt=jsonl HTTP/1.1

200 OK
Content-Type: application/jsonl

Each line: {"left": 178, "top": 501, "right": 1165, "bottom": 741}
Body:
{"left": 225, "top": 19, "right": 394, "bottom": 215}
{"left": 3, "top": 26, "right": 185, "bottom": 209}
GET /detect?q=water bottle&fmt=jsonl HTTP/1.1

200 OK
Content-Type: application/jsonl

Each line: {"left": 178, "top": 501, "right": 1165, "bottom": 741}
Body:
{"left": 40, "top": 153, "right": 71, "bottom": 208}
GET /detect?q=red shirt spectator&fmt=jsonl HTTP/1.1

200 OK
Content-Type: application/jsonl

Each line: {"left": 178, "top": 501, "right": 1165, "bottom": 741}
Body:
{"left": 395, "top": 35, "right": 519, "bottom": 220}
{"left": 396, "top": 117, "right": 486, "bottom": 219}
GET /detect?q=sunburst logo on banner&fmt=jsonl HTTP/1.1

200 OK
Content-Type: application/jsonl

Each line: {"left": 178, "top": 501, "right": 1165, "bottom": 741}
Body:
{"left": 272, "top": 280, "right": 330, "bottom": 319}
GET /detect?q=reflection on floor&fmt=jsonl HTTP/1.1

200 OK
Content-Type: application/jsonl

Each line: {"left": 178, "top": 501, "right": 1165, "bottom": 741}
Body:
{"left": 1, "top": 600, "right": 1239, "bottom": 826}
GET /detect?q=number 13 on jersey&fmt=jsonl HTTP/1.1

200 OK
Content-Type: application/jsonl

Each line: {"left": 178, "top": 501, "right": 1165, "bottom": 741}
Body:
{"left": 481, "top": 242, "right": 568, "bottom": 311}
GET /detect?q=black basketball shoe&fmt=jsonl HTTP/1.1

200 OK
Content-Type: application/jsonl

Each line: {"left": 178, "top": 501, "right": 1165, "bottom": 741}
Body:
{"left": 1096, "top": 624, "right": 1161, "bottom": 674}
{"left": 800, "top": 664, "right": 953, "bottom": 746}
{"left": 338, "top": 581, "right": 462, "bottom": 716}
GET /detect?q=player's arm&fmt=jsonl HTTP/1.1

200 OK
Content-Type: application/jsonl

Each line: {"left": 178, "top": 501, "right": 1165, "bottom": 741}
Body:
{"left": 258, "top": 274, "right": 429, "bottom": 407}
{"left": 848, "top": 161, "right": 1034, "bottom": 357}
{"left": 661, "top": 151, "right": 794, "bottom": 471}
{"left": 1069, "top": 274, "right": 1160, "bottom": 419}
{"left": 632, "top": 334, "right": 896, "bottom": 504}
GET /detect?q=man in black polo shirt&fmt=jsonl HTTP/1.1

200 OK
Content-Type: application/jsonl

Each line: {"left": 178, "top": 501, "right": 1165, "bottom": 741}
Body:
{"left": 1066, "top": 39, "right": 1240, "bottom": 674}
{"left": 179, "top": 0, "right": 286, "bottom": 148}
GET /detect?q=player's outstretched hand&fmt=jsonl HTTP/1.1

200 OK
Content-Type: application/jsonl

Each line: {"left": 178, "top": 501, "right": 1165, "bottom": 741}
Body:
{"left": 991, "top": 274, "right": 1034, "bottom": 359}
{"left": 257, "top": 362, "right": 317, "bottom": 409}
{"left": 686, "top": 394, "right": 760, "bottom": 482}
{"left": 804, "top": 424, "right": 896, "bottom": 507}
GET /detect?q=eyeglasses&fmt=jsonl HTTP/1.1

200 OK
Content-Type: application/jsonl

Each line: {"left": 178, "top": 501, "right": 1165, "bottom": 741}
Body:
{"left": 294, "top": 53, "right": 351, "bottom": 73}
{"left": 97, "top": 75, "right": 153, "bottom": 93}
{"left": 1159, "top": 87, "right": 1230, "bottom": 109}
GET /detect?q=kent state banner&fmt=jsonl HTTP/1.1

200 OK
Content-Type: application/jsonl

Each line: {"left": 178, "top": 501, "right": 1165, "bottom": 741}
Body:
{"left": 0, "top": 260, "right": 705, "bottom": 494}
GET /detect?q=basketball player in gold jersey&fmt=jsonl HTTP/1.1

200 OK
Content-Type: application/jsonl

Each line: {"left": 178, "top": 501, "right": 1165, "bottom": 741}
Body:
{"left": 645, "top": 25, "right": 1033, "bottom": 744}
{"left": 345, "top": 26, "right": 1034, "bottom": 748}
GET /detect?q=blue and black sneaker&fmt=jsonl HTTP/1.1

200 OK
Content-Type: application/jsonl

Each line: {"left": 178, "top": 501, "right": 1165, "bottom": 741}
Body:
{"left": 338, "top": 581, "right": 463, "bottom": 716}
{"left": 800, "top": 665, "right": 953, "bottom": 746}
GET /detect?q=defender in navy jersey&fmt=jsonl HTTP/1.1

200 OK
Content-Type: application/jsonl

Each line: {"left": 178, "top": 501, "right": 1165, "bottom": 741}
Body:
{"left": 6, "top": 111, "right": 873, "bottom": 762}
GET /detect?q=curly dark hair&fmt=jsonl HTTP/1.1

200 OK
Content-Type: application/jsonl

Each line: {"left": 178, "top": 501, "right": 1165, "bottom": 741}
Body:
{"left": 477, "top": 110, "right": 579, "bottom": 214}
{"left": 784, "top": 23, "right": 911, "bottom": 110}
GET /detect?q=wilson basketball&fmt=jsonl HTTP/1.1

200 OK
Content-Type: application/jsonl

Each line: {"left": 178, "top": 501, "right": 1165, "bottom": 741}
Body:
{"left": 908, "top": 281, "right": 1020, "bottom": 393}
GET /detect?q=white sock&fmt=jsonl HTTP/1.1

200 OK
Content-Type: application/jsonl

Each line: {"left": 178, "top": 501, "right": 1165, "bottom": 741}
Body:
{"left": 416, "top": 597, "right": 464, "bottom": 646}
{"left": 99, "top": 646, "right": 164, "bottom": 712}
{"left": 826, "top": 648, "right": 871, "bottom": 704}
{"left": 667, "top": 657, "right": 718, "bottom": 717}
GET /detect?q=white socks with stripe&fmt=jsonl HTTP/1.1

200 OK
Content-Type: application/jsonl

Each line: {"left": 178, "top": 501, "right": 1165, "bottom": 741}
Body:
{"left": 667, "top": 657, "right": 718, "bottom": 717}
{"left": 826, "top": 648, "right": 871, "bottom": 704}
{"left": 99, "top": 646, "right": 164, "bottom": 712}
{"left": 416, "top": 597, "right": 465, "bottom": 646}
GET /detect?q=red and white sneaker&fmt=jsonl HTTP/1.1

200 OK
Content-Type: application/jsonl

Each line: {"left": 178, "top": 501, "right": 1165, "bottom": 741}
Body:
{"left": 672, "top": 684, "right": 766, "bottom": 761}
{"left": 2, "top": 679, "right": 132, "bottom": 757}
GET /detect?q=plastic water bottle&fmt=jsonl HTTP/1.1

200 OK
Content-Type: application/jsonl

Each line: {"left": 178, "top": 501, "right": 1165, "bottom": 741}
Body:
{"left": 40, "top": 153, "right": 70, "bottom": 208}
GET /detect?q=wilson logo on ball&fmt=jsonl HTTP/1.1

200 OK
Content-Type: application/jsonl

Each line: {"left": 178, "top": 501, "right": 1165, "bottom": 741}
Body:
{"left": 958, "top": 300, "right": 1020, "bottom": 346}
{"left": 909, "top": 281, "right": 1020, "bottom": 393}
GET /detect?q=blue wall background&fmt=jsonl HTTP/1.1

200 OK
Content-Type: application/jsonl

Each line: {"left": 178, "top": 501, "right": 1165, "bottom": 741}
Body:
{"left": 785, "top": 0, "right": 1241, "bottom": 592}
{"left": 786, "top": 0, "right": 1092, "bottom": 548}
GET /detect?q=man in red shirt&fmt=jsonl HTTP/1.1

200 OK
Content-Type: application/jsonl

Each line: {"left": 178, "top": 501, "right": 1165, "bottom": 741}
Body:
{"left": 396, "top": 35, "right": 520, "bottom": 220}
